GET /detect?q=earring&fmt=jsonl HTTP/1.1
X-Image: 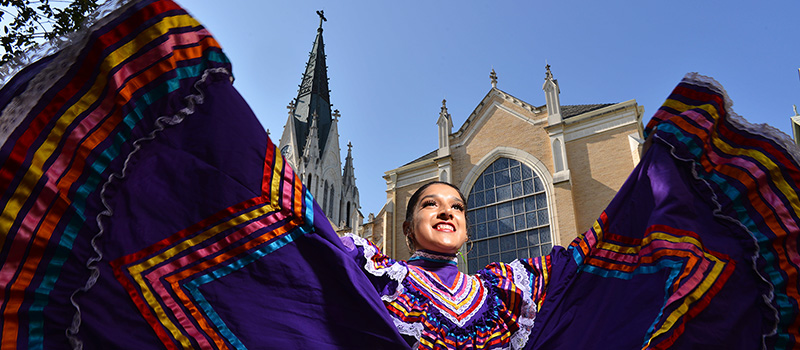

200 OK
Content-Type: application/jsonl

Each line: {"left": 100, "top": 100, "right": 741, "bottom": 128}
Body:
{"left": 465, "top": 236, "right": 474, "bottom": 256}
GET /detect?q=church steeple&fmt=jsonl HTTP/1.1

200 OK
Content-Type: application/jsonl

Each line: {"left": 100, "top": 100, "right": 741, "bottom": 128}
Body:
{"left": 277, "top": 11, "right": 361, "bottom": 234}
{"left": 291, "top": 10, "right": 332, "bottom": 158}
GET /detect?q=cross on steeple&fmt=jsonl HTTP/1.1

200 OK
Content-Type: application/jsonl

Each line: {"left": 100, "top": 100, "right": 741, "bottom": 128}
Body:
{"left": 286, "top": 100, "right": 295, "bottom": 115}
{"left": 316, "top": 10, "right": 327, "bottom": 30}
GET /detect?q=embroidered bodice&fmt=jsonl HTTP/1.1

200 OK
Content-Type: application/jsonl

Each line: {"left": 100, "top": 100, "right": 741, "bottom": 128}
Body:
{"left": 342, "top": 235, "right": 548, "bottom": 350}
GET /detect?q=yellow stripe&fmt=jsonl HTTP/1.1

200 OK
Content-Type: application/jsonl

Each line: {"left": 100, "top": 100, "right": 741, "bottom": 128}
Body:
{"left": 132, "top": 273, "right": 194, "bottom": 349}
{"left": 0, "top": 14, "right": 202, "bottom": 249}
{"left": 270, "top": 154, "right": 283, "bottom": 207}
{"left": 661, "top": 99, "right": 719, "bottom": 120}
{"left": 537, "top": 257, "right": 549, "bottom": 310}
{"left": 419, "top": 337, "right": 434, "bottom": 348}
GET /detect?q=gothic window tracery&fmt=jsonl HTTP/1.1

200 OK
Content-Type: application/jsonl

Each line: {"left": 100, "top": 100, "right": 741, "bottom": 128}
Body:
{"left": 466, "top": 157, "right": 552, "bottom": 273}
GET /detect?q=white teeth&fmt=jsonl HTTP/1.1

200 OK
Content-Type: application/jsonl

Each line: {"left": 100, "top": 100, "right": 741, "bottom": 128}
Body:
{"left": 435, "top": 223, "right": 454, "bottom": 231}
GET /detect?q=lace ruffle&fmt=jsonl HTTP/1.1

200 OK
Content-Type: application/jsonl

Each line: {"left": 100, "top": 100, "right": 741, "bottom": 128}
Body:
{"left": 344, "top": 233, "right": 407, "bottom": 302}
{"left": 508, "top": 260, "right": 536, "bottom": 350}
{"left": 392, "top": 316, "right": 424, "bottom": 342}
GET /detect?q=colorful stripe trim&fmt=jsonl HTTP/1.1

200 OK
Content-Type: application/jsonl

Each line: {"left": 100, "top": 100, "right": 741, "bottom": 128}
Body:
{"left": 570, "top": 215, "right": 734, "bottom": 350}
{"left": 645, "top": 73, "right": 800, "bottom": 349}
{"left": 0, "top": 1, "right": 232, "bottom": 348}
{"left": 111, "top": 139, "right": 314, "bottom": 349}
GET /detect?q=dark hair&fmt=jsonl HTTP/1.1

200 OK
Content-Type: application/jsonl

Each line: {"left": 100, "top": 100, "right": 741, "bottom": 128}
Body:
{"left": 404, "top": 181, "right": 468, "bottom": 224}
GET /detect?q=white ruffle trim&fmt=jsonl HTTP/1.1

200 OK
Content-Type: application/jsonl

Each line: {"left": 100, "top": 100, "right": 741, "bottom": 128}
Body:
{"left": 343, "top": 233, "right": 407, "bottom": 302}
{"left": 392, "top": 317, "right": 424, "bottom": 343}
{"left": 508, "top": 260, "right": 536, "bottom": 350}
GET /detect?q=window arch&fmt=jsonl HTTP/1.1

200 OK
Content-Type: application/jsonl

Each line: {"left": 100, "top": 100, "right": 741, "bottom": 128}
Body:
{"left": 328, "top": 186, "right": 335, "bottom": 220}
{"left": 466, "top": 157, "right": 551, "bottom": 273}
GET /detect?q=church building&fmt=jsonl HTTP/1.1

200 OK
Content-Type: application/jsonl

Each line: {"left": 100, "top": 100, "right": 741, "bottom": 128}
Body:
{"left": 278, "top": 12, "right": 361, "bottom": 231}
{"left": 362, "top": 67, "right": 645, "bottom": 273}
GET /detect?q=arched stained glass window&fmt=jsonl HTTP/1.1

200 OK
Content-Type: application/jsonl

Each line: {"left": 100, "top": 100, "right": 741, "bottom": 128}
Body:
{"left": 466, "top": 157, "right": 551, "bottom": 273}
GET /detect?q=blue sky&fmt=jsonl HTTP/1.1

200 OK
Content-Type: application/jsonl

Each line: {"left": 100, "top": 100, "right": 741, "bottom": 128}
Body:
{"left": 183, "top": 1, "right": 800, "bottom": 217}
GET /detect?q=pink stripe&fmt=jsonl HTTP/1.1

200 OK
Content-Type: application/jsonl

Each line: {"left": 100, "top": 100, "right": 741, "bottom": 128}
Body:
{"left": 681, "top": 109, "right": 714, "bottom": 129}
{"left": 143, "top": 210, "right": 287, "bottom": 347}
{"left": 280, "top": 165, "right": 295, "bottom": 210}
{"left": 584, "top": 229, "right": 598, "bottom": 252}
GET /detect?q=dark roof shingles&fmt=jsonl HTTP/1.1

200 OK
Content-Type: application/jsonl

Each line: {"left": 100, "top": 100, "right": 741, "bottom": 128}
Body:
{"left": 562, "top": 103, "right": 615, "bottom": 119}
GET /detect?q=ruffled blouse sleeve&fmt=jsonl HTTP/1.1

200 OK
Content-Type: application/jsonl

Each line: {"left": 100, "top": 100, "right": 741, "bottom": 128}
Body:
{"left": 340, "top": 233, "right": 408, "bottom": 301}
{"left": 475, "top": 255, "right": 551, "bottom": 350}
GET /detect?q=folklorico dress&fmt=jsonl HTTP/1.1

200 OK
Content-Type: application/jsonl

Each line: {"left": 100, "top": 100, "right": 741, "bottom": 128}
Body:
{"left": 1, "top": 0, "right": 800, "bottom": 347}
{"left": 342, "top": 234, "right": 549, "bottom": 350}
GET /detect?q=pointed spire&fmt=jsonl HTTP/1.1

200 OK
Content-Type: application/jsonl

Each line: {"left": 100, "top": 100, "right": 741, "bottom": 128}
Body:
{"left": 490, "top": 69, "right": 497, "bottom": 88}
{"left": 291, "top": 11, "right": 333, "bottom": 158}
{"left": 343, "top": 141, "right": 356, "bottom": 186}
{"left": 437, "top": 99, "right": 453, "bottom": 157}
{"left": 543, "top": 64, "right": 562, "bottom": 125}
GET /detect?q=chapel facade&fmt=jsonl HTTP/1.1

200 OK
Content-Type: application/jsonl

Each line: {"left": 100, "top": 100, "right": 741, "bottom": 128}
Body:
{"left": 362, "top": 67, "right": 645, "bottom": 273}
{"left": 277, "top": 12, "right": 361, "bottom": 232}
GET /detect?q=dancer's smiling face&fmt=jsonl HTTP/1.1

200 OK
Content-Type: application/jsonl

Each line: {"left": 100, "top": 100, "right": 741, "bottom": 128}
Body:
{"left": 404, "top": 183, "right": 468, "bottom": 254}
